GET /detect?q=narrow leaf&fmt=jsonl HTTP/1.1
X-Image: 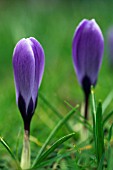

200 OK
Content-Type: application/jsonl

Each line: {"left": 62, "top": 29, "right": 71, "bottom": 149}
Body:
{"left": 108, "top": 123, "right": 113, "bottom": 142}
{"left": 39, "top": 92, "right": 75, "bottom": 134}
{"left": 96, "top": 101, "right": 104, "bottom": 164}
{"left": 0, "top": 137, "right": 21, "bottom": 170}
{"left": 103, "top": 110, "right": 113, "bottom": 126}
{"left": 65, "top": 100, "right": 92, "bottom": 132}
{"left": 32, "top": 105, "right": 79, "bottom": 167}
{"left": 91, "top": 86, "right": 96, "bottom": 123}
{"left": 34, "top": 133, "right": 75, "bottom": 166}
{"left": 97, "top": 153, "right": 105, "bottom": 170}
{"left": 102, "top": 90, "right": 113, "bottom": 114}
{"left": 39, "top": 92, "right": 62, "bottom": 119}
{"left": 91, "top": 86, "right": 97, "bottom": 152}
{"left": 107, "top": 145, "right": 113, "bottom": 170}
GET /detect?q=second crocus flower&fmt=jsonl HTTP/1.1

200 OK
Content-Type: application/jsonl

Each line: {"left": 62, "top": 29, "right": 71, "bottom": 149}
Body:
{"left": 72, "top": 19, "right": 104, "bottom": 119}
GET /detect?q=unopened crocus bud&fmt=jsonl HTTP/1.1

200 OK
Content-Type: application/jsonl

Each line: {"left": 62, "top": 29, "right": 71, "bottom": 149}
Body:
{"left": 13, "top": 37, "right": 45, "bottom": 131}
{"left": 72, "top": 19, "right": 104, "bottom": 119}
{"left": 13, "top": 37, "right": 45, "bottom": 169}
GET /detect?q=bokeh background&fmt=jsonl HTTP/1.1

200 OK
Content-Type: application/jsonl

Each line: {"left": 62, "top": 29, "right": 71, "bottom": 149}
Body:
{"left": 0, "top": 0, "right": 113, "bottom": 166}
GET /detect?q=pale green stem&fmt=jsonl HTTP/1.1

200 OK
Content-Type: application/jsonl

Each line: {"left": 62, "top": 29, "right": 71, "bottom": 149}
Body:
{"left": 20, "top": 130, "right": 30, "bottom": 169}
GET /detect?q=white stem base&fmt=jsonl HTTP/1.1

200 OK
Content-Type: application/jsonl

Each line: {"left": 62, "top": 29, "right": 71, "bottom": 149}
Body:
{"left": 20, "top": 130, "right": 30, "bottom": 169}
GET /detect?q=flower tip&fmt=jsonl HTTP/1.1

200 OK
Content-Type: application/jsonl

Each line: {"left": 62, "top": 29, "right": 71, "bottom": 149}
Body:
{"left": 91, "top": 18, "right": 95, "bottom": 22}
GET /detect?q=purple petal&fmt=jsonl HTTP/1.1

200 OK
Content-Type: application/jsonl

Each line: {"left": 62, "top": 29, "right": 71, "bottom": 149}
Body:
{"left": 29, "top": 37, "right": 45, "bottom": 103}
{"left": 72, "top": 19, "right": 104, "bottom": 86}
{"left": 72, "top": 19, "right": 89, "bottom": 83}
{"left": 13, "top": 38, "right": 35, "bottom": 111}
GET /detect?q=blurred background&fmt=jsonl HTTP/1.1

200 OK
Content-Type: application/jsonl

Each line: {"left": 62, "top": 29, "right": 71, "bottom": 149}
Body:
{"left": 0, "top": 0, "right": 113, "bottom": 166}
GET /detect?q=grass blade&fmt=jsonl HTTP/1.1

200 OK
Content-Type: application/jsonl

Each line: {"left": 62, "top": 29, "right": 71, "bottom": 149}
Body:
{"left": 91, "top": 87, "right": 104, "bottom": 167}
{"left": 91, "top": 86, "right": 97, "bottom": 151}
{"left": 39, "top": 92, "right": 62, "bottom": 119}
{"left": 91, "top": 86, "right": 96, "bottom": 124}
{"left": 108, "top": 123, "right": 113, "bottom": 142}
{"left": 107, "top": 148, "right": 113, "bottom": 170}
{"left": 33, "top": 133, "right": 75, "bottom": 167}
{"left": 97, "top": 153, "right": 105, "bottom": 170}
{"left": 0, "top": 137, "right": 21, "bottom": 170}
{"left": 103, "top": 110, "right": 113, "bottom": 126}
{"left": 102, "top": 90, "right": 113, "bottom": 114}
{"left": 96, "top": 101, "right": 104, "bottom": 164}
{"left": 32, "top": 105, "right": 79, "bottom": 168}
{"left": 65, "top": 100, "right": 92, "bottom": 132}
{"left": 39, "top": 92, "right": 75, "bottom": 134}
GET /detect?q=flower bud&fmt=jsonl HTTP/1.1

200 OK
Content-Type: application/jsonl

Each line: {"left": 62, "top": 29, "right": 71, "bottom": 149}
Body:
{"left": 72, "top": 19, "right": 104, "bottom": 119}
{"left": 72, "top": 19, "right": 104, "bottom": 95}
{"left": 13, "top": 37, "right": 45, "bottom": 131}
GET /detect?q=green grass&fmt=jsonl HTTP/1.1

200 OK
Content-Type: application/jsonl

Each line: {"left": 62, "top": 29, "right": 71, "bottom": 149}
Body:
{"left": 0, "top": 0, "right": 113, "bottom": 169}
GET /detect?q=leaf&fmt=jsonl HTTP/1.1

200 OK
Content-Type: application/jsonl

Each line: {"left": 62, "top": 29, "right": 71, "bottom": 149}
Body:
{"left": 103, "top": 110, "right": 113, "bottom": 126}
{"left": 31, "top": 105, "right": 79, "bottom": 168}
{"left": 75, "top": 113, "right": 92, "bottom": 132}
{"left": 102, "top": 90, "right": 113, "bottom": 114}
{"left": 107, "top": 145, "right": 113, "bottom": 170}
{"left": 33, "top": 133, "right": 75, "bottom": 167}
{"left": 108, "top": 123, "right": 113, "bottom": 142}
{"left": 64, "top": 100, "right": 92, "bottom": 132}
{"left": 96, "top": 101, "right": 104, "bottom": 164}
{"left": 39, "top": 92, "right": 62, "bottom": 119}
{"left": 39, "top": 92, "right": 75, "bottom": 134}
{"left": 91, "top": 86, "right": 97, "bottom": 151}
{"left": 29, "top": 156, "right": 59, "bottom": 169}
{"left": 0, "top": 137, "right": 21, "bottom": 170}
{"left": 97, "top": 153, "right": 105, "bottom": 170}
{"left": 91, "top": 86, "right": 96, "bottom": 128}
{"left": 91, "top": 87, "right": 104, "bottom": 167}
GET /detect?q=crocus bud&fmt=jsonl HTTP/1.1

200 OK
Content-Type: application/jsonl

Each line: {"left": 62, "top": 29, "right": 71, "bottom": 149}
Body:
{"left": 13, "top": 37, "right": 45, "bottom": 131}
{"left": 72, "top": 19, "right": 104, "bottom": 119}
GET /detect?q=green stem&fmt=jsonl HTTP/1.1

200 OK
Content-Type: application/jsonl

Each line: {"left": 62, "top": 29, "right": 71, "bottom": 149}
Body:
{"left": 20, "top": 130, "right": 30, "bottom": 169}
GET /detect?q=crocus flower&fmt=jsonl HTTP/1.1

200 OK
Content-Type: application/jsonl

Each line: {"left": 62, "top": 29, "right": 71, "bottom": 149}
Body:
{"left": 13, "top": 37, "right": 45, "bottom": 169}
{"left": 13, "top": 37, "right": 45, "bottom": 131}
{"left": 72, "top": 19, "right": 104, "bottom": 119}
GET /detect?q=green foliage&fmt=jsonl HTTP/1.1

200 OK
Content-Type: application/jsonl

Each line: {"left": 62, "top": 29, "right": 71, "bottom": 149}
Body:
{"left": 91, "top": 87, "right": 104, "bottom": 168}
{"left": 0, "top": 0, "right": 113, "bottom": 169}
{"left": 96, "top": 101, "right": 104, "bottom": 164}
{"left": 0, "top": 137, "right": 21, "bottom": 169}
{"left": 32, "top": 105, "right": 79, "bottom": 167}
{"left": 32, "top": 133, "right": 76, "bottom": 169}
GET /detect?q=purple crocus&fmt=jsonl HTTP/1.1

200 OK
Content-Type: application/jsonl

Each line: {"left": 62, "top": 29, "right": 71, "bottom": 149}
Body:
{"left": 72, "top": 19, "right": 104, "bottom": 119}
{"left": 13, "top": 37, "right": 45, "bottom": 132}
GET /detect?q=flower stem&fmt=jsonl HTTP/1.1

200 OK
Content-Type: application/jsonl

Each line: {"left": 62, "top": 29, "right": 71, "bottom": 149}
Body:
{"left": 84, "top": 93, "right": 89, "bottom": 120}
{"left": 20, "top": 130, "right": 30, "bottom": 169}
